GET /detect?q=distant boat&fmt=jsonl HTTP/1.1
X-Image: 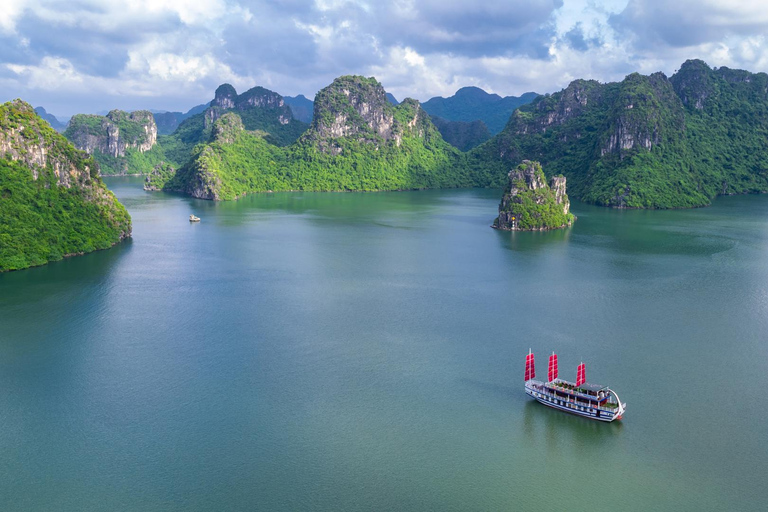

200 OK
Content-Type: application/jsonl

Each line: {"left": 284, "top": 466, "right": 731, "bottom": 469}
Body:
{"left": 189, "top": 215, "right": 200, "bottom": 222}
{"left": 524, "top": 350, "right": 626, "bottom": 421}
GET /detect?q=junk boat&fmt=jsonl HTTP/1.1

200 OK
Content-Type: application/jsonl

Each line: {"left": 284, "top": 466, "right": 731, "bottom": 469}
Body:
{"left": 524, "top": 350, "right": 626, "bottom": 422}
{"left": 189, "top": 215, "right": 200, "bottom": 222}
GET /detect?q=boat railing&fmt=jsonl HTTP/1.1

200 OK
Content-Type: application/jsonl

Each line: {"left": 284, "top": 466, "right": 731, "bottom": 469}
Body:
{"left": 532, "top": 387, "right": 618, "bottom": 413}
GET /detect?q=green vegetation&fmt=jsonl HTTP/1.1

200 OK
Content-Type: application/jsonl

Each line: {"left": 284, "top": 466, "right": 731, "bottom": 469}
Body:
{"left": 234, "top": 106, "right": 307, "bottom": 147}
{"left": 152, "top": 79, "right": 472, "bottom": 199}
{"left": 0, "top": 100, "right": 131, "bottom": 272}
{"left": 148, "top": 62, "right": 768, "bottom": 209}
{"left": 132, "top": 86, "right": 310, "bottom": 177}
{"left": 65, "top": 114, "right": 105, "bottom": 137}
{"left": 470, "top": 60, "right": 768, "bottom": 209}
{"left": 106, "top": 110, "right": 152, "bottom": 144}
{"left": 64, "top": 110, "right": 159, "bottom": 175}
{"left": 493, "top": 161, "right": 574, "bottom": 231}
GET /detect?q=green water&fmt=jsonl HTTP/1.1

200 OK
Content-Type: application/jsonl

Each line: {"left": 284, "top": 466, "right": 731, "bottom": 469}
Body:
{"left": 2, "top": 177, "right": 767, "bottom": 511}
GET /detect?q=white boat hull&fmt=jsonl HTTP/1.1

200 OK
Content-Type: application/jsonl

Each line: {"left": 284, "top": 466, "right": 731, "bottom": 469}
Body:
{"left": 525, "top": 382, "right": 624, "bottom": 422}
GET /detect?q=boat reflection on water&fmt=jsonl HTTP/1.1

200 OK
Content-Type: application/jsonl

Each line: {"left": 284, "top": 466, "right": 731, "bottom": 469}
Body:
{"left": 523, "top": 399, "right": 624, "bottom": 455}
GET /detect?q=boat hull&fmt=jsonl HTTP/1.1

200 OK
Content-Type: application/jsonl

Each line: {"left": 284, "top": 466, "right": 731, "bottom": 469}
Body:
{"left": 525, "top": 384, "right": 622, "bottom": 422}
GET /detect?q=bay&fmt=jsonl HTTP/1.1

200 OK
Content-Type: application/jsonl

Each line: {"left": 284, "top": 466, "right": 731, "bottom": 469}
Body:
{"left": 1, "top": 177, "right": 767, "bottom": 510}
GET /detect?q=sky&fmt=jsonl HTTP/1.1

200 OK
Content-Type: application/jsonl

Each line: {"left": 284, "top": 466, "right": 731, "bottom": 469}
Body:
{"left": 2, "top": 0, "right": 768, "bottom": 118}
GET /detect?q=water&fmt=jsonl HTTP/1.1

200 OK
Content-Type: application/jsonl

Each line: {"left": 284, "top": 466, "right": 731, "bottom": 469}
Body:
{"left": 1, "top": 177, "right": 767, "bottom": 511}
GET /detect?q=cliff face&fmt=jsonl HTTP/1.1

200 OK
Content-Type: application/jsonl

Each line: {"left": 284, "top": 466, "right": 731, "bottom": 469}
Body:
{"left": 1, "top": 102, "right": 94, "bottom": 188}
{"left": 208, "top": 84, "right": 293, "bottom": 126}
{"left": 599, "top": 72, "right": 686, "bottom": 158}
{"left": 0, "top": 100, "right": 131, "bottom": 271}
{"left": 494, "top": 160, "right": 574, "bottom": 231}
{"left": 64, "top": 110, "right": 158, "bottom": 174}
{"left": 150, "top": 76, "right": 466, "bottom": 201}
{"left": 66, "top": 110, "right": 157, "bottom": 157}
{"left": 471, "top": 59, "right": 768, "bottom": 209}
{"left": 309, "top": 76, "right": 396, "bottom": 152}
{"left": 305, "top": 76, "right": 441, "bottom": 155}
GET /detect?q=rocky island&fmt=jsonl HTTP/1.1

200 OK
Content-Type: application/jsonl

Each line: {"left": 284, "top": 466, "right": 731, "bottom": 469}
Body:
{"left": 147, "top": 75, "right": 468, "bottom": 200}
{"left": 470, "top": 59, "right": 768, "bottom": 209}
{"left": 65, "top": 109, "right": 159, "bottom": 175}
{"left": 493, "top": 160, "right": 574, "bottom": 231}
{"left": 0, "top": 100, "right": 131, "bottom": 272}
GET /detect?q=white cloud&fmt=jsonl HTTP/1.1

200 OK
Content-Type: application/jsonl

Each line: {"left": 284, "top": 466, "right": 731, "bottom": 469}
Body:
{"left": 7, "top": 56, "right": 83, "bottom": 89}
{"left": 0, "top": 0, "right": 29, "bottom": 33}
{"left": 5, "top": 0, "right": 768, "bottom": 117}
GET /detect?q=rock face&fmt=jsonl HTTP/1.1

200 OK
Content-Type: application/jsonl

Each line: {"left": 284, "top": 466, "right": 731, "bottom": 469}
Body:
{"left": 64, "top": 110, "right": 158, "bottom": 174}
{"left": 208, "top": 84, "right": 293, "bottom": 125}
{"left": 471, "top": 59, "right": 751, "bottom": 209}
{"left": 306, "top": 76, "right": 437, "bottom": 155}
{"left": 1, "top": 100, "right": 96, "bottom": 187}
{"left": 149, "top": 76, "right": 464, "bottom": 201}
{"left": 0, "top": 100, "right": 131, "bottom": 271}
{"left": 311, "top": 76, "right": 395, "bottom": 150}
{"left": 494, "top": 160, "right": 574, "bottom": 231}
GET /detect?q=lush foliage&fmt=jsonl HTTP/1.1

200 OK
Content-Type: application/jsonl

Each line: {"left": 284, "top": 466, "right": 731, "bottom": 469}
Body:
{"left": 64, "top": 110, "right": 158, "bottom": 175}
{"left": 65, "top": 114, "right": 105, "bottom": 138}
{"left": 0, "top": 101, "right": 131, "bottom": 272}
{"left": 494, "top": 161, "right": 574, "bottom": 230}
{"left": 145, "top": 89, "right": 309, "bottom": 175}
{"left": 147, "top": 62, "right": 768, "bottom": 209}
{"left": 153, "top": 82, "right": 473, "bottom": 200}
{"left": 0, "top": 160, "right": 130, "bottom": 271}
{"left": 470, "top": 60, "right": 768, "bottom": 209}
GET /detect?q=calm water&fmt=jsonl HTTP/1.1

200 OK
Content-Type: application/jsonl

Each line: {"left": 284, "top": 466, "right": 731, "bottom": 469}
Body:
{"left": 2, "top": 177, "right": 767, "bottom": 511}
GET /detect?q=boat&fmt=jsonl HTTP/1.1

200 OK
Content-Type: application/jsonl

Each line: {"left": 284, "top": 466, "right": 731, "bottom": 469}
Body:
{"left": 524, "top": 350, "right": 626, "bottom": 422}
{"left": 189, "top": 215, "right": 200, "bottom": 222}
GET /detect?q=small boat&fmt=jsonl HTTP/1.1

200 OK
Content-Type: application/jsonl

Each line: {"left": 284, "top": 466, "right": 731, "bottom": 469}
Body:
{"left": 189, "top": 215, "right": 200, "bottom": 222}
{"left": 524, "top": 350, "right": 626, "bottom": 422}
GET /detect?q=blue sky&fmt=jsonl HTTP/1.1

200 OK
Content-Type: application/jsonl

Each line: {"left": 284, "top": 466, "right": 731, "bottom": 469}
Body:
{"left": 2, "top": 0, "right": 768, "bottom": 117}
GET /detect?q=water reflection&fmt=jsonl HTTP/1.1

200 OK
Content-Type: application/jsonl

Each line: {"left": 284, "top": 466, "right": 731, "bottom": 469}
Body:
{"left": 493, "top": 225, "right": 573, "bottom": 253}
{"left": 522, "top": 400, "right": 624, "bottom": 453}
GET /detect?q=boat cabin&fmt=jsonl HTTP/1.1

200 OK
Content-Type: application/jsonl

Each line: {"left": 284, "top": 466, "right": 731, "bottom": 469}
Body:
{"left": 544, "top": 379, "right": 617, "bottom": 408}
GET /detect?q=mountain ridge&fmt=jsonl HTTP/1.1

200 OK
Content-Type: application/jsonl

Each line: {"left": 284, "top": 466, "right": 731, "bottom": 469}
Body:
{"left": 468, "top": 59, "right": 768, "bottom": 209}
{"left": 421, "top": 88, "right": 539, "bottom": 134}
{"left": 148, "top": 75, "right": 469, "bottom": 199}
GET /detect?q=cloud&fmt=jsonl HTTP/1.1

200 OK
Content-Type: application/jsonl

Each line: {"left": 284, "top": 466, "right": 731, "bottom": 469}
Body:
{"left": 610, "top": 0, "right": 768, "bottom": 49}
{"left": 3, "top": 0, "right": 768, "bottom": 118}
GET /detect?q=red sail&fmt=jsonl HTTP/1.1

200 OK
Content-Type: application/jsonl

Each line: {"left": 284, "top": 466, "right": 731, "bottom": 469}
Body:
{"left": 548, "top": 353, "right": 558, "bottom": 382}
{"left": 576, "top": 363, "right": 586, "bottom": 387}
{"left": 525, "top": 352, "right": 535, "bottom": 381}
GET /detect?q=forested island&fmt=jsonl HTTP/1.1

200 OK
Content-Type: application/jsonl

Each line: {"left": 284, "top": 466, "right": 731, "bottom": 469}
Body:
{"left": 51, "top": 59, "right": 768, "bottom": 211}
{"left": 0, "top": 100, "right": 131, "bottom": 272}
{"left": 493, "top": 161, "right": 574, "bottom": 231}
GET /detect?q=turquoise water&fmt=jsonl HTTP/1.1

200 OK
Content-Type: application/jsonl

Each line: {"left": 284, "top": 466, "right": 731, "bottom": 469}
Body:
{"left": 1, "top": 177, "right": 767, "bottom": 511}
